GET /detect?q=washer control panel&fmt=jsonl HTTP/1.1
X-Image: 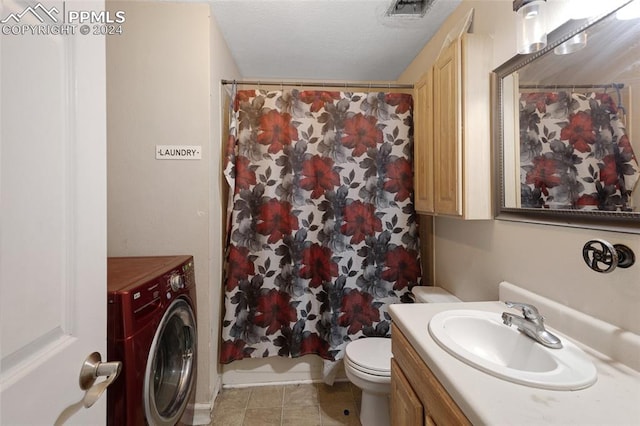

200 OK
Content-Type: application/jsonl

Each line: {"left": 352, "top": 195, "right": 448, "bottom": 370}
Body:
{"left": 169, "top": 273, "right": 184, "bottom": 291}
{"left": 163, "top": 259, "right": 195, "bottom": 295}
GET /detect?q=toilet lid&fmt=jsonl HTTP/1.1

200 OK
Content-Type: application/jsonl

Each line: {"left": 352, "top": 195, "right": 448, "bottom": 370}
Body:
{"left": 345, "top": 337, "right": 391, "bottom": 374}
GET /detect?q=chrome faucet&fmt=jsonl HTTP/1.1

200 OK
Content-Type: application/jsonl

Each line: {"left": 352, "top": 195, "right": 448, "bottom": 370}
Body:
{"left": 501, "top": 301, "right": 562, "bottom": 349}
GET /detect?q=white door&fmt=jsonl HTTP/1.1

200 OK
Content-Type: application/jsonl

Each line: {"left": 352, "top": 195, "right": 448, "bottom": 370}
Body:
{"left": 0, "top": 0, "right": 108, "bottom": 424}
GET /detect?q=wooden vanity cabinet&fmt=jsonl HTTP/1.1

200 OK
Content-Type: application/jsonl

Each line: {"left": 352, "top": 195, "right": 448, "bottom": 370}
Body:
{"left": 413, "top": 33, "right": 492, "bottom": 219}
{"left": 391, "top": 326, "right": 471, "bottom": 426}
{"left": 391, "top": 359, "right": 423, "bottom": 425}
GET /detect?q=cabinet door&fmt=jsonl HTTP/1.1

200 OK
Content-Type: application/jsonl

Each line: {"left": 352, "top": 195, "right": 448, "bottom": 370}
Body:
{"left": 391, "top": 358, "right": 424, "bottom": 426}
{"left": 460, "top": 34, "right": 493, "bottom": 220}
{"left": 413, "top": 69, "right": 434, "bottom": 214}
{"left": 433, "top": 40, "right": 462, "bottom": 216}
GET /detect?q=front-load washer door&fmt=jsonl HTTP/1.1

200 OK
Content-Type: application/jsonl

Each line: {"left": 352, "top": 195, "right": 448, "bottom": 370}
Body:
{"left": 144, "top": 298, "right": 196, "bottom": 426}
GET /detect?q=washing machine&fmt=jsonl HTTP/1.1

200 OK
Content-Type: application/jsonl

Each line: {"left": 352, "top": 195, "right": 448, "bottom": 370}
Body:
{"left": 107, "top": 255, "right": 197, "bottom": 426}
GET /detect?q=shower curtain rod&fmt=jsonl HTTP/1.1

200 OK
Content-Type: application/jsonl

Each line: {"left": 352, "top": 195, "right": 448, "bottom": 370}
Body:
{"left": 519, "top": 83, "right": 624, "bottom": 90}
{"left": 221, "top": 79, "right": 414, "bottom": 89}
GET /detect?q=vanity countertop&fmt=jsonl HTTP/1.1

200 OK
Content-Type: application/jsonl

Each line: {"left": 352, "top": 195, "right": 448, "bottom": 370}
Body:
{"left": 389, "top": 301, "right": 640, "bottom": 425}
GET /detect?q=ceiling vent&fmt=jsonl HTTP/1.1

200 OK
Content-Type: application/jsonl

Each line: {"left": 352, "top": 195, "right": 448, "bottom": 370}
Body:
{"left": 387, "top": 0, "right": 436, "bottom": 17}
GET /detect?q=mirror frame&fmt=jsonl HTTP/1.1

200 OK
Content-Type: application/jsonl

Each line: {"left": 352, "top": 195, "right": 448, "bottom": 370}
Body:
{"left": 492, "top": 0, "right": 640, "bottom": 234}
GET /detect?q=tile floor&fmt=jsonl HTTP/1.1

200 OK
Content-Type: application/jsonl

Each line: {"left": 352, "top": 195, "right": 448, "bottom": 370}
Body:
{"left": 209, "top": 381, "right": 363, "bottom": 426}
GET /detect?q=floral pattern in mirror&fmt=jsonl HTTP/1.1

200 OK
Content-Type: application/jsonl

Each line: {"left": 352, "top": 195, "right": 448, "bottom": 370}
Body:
{"left": 519, "top": 91, "right": 639, "bottom": 211}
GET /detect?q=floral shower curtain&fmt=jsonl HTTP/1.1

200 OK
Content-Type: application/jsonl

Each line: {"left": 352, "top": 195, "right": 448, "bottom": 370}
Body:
{"left": 220, "top": 89, "right": 420, "bottom": 369}
{"left": 519, "top": 90, "right": 639, "bottom": 210}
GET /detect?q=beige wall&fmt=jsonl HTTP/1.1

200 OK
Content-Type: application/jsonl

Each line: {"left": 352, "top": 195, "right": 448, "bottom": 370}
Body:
{"left": 106, "top": 0, "right": 240, "bottom": 418}
{"left": 400, "top": 0, "right": 640, "bottom": 334}
{"left": 209, "top": 5, "right": 242, "bottom": 402}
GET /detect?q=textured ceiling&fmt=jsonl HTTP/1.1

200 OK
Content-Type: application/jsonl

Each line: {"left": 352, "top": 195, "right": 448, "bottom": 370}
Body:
{"left": 210, "top": 0, "right": 461, "bottom": 81}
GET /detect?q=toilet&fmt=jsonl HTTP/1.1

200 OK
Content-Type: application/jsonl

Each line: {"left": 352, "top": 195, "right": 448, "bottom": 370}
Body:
{"left": 343, "top": 286, "right": 461, "bottom": 426}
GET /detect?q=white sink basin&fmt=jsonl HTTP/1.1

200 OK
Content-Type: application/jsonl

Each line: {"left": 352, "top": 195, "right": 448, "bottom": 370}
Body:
{"left": 428, "top": 310, "right": 597, "bottom": 390}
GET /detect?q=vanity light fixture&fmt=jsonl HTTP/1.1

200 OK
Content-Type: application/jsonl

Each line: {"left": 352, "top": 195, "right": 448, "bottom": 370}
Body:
{"left": 513, "top": 0, "right": 547, "bottom": 54}
{"left": 554, "top": 32, "right": 587, "bottom": 55}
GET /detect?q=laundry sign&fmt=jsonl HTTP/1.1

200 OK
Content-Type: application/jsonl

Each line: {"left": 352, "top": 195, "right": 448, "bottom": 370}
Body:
{"left": 156, "top": 145, "right": 202, "bottom": 160}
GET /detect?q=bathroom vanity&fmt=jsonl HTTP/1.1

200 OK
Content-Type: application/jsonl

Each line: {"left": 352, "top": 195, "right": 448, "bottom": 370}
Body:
{"left": 391, "top": 326, "right": 470, "bottom": 425}
{"left": 389, "top": 284, "right": 640, "bottom": 425}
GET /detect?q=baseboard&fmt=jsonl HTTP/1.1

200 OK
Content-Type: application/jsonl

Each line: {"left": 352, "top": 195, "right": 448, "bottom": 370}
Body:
{"left": 212, "top": 373, "right": 222, "bottom": 401}
{"left": 221, "top": 355, "right": 347, "bottom": 387}
{"left": 183, "top": 374, "right": 223, "bottom": 425}
{"left": 182, "top": 402, "right": 213, "bottom": 426}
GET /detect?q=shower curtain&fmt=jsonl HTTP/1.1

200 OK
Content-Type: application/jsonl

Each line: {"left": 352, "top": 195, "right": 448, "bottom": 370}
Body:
{"left": 519, "top": 90, "right": 639, "bottom": 210}
{"left": 220, "top": 89, "right": 420, "bottom": 372}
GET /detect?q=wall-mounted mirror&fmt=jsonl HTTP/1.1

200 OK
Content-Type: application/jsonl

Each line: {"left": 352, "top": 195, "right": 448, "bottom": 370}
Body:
{"left": 493, "top": 0, "right": 640, "bottom": 232}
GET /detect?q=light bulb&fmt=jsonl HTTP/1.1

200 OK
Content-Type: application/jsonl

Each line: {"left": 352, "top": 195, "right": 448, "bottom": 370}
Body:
{"left": 554, "top": 32, "right": 588, "bottom": 55}
{"left": 516, "top": 0, "right": 547, "bottom": 54}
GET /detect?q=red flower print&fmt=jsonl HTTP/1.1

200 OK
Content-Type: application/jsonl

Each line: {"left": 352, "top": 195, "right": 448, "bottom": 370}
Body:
{"left": 384, "top": 93, "right": 413, "bottom": 114}
{"left": 300, "top": 155, "right": 340, "bottom": 199}
{"left": 342, "top": 113, "right": 382, "bottom": 156}
{"left": 561, "top": 111, "right": 595, "bottom": 153}
{"left": 257, "top": 110, "right": 299, "bottom": 154}
{"left": 341, "top": 201, "right": 382, "bottom": 244}
{"left": 576, "top": 194, "right": 599, "bottom": 207}
{"left": 226, "top": 246, "right": 255, "bottom": 290}
{"left": 338, "top": 290, "right": 380, "bottom": 334}
{"left": 525, "top": 156, "right": 561, "bottom": 196}
{"left": 234, "top": 90, "right": 256, "bottom": 111}
{"left": 523, "top": 92, "right": 558, "bottom": 113}
{"left": 599, "top": 155, "right": 619, "bottom": 186}
{"left": 594, "top": 92, "right": 617, "bottom": 113}
{"left": 299, "top": 244, "right": 338, "bottom": 287}
{"left": 299, "top": 91, "right": 341, "bottom": 112}
{"left": 300, "top": 333, "right": 330, "bottom": 359}
{"left": 384, "top": 158, "right": 413, "bottom": 201}
{"left": 254, "top": 289, "right": 297, "bottom": 335}
{"left": 220, "top": 339, "right": 247, "bottom": 363}
{"left": 381, "top": 247, "right": 421, "bottom": 290}
{"left": 618, "top": 135, "right": 637, "bottom": 160}
{"left": 256, "top": 199, "right": 299, "bottom": 243}
{"left": 235, "top": 156, "right": 256, "bottom": 192}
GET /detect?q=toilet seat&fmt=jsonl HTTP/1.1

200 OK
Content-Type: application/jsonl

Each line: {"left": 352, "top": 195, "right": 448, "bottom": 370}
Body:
{"left": 344, "top": 337, "right": 391, "bottom": 376}
{"left": 345, "top": 357, "right": 391, "bottom": 380}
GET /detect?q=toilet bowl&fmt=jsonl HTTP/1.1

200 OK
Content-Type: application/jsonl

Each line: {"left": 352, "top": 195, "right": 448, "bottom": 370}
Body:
{"left": 343, "top": 286, "right": 461, "bottom": 426}
{"left": 344, "top": 337, "right": 392, "bottom": 426}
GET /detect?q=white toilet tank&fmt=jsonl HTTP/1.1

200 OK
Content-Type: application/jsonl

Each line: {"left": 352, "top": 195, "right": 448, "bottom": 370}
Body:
{"left": 411, "top": 286, "right": 461, "bottom": 303}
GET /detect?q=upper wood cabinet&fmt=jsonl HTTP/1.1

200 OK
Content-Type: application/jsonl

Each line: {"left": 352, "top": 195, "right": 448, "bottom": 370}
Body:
{"left": 413, "top": 68, "right": 434, "bottom": 214}
{"left": 414, "top": 33, "right": 492, "bottom": 219}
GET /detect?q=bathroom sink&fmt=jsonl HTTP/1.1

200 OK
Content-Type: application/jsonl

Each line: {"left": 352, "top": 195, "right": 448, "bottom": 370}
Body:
{"left": 428, "top": 310, "right": 597, "bottom": 390}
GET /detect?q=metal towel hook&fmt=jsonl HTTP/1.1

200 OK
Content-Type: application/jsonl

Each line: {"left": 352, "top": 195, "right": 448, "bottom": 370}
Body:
{"left": 582, "top": 239, "right": 635, "bottom": 273}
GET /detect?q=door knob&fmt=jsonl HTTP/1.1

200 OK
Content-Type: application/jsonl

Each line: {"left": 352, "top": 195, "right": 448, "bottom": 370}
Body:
{"left": 79, "top": 352, "right": 122, "bottom": 408}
